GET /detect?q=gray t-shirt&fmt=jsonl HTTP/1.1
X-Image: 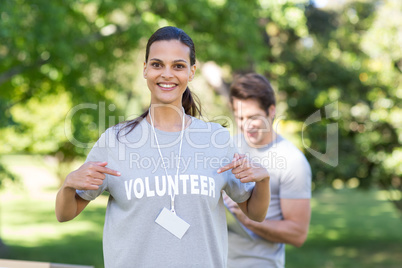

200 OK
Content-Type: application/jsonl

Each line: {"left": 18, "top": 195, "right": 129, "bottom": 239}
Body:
{"left": 227, "top": 135, "right": 311, "bottom": 268}
{"left": 77, "top": 117, "right": 255, "bottom": 268}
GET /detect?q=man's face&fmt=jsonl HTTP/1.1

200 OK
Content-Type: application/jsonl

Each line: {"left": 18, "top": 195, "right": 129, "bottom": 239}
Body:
{"left": 232, "top": 97, "right": 275, "bottom": 146}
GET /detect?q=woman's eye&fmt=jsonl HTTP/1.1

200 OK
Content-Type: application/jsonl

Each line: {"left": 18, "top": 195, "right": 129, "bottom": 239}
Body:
{"left": 175, "top": 64, "right": 185, "bottom": 69}
{"left": 151, "top": 62, "right": 161, "bottom": 68}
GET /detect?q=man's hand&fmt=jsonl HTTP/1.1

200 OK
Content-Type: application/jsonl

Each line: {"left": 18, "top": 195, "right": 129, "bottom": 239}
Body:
{"left": 217, "top": 153, "right": 269, "bottom": 183}
{"left": 64, "top": 161, "right": 120, "bottom": 191}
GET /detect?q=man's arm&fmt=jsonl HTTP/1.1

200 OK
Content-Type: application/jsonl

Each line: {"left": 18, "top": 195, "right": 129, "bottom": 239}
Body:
{"left": 227, "top": 198, "right": 310, "bottom": 247}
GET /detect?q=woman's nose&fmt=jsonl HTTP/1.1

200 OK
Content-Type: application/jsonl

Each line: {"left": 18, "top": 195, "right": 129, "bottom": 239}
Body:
{"left": 161, "top": 68, "right": 173, "bottom": 79}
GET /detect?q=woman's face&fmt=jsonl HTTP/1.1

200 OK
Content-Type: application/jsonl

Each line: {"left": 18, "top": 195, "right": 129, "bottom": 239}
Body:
{"left": 143, "top": 40, "right": 196, "bottom": 107}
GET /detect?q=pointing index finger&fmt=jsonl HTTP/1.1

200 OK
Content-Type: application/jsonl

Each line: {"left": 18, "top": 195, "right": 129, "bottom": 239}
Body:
{"left": 217, "top": 161, "right": 240, "bottom": 174}
{"left": 99, "top": 166, "right": 121, "bottom": 176}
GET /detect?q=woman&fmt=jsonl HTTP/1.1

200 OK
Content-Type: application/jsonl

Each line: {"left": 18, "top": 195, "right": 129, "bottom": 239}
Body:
{"left": 56, "top": 26, "right": 270, "bottom": 268}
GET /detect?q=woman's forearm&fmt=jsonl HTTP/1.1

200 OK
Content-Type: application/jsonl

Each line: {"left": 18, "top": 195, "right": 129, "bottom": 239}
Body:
{"left": 55, "top": 184, "right": 82, "bottom": 222}
{"left": 244, "top": 178, "right": 270, "bottom": 222}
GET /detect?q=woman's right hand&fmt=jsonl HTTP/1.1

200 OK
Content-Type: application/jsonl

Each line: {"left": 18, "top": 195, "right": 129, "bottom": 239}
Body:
{"left": 64, "top": 161, "right": 121, "bottom": 191}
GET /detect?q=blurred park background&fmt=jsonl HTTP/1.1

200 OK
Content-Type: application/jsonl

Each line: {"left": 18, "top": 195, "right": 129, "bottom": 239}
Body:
{"left": 0, "top": 0, "right": 401, "bottom": 267}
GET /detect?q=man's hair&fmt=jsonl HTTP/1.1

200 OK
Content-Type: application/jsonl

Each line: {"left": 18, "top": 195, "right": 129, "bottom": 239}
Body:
{"left": 229, "top": 73, "right": 276, "bottom": 113}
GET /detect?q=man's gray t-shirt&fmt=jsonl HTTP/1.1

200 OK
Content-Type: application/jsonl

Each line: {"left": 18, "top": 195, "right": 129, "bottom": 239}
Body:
{"left": 77, "top": 117, "right": 255, "bottom": 268}
{"left": 227, "top": 135, "right": 311, "bottom": 268}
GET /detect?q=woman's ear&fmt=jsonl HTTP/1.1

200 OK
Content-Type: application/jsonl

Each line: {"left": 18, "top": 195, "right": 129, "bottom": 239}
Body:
{"left": 189, "top": 65, "right": 197, "bottom": 81}
{"left": 143, "top": 62, "right": 147, "bottom": 78}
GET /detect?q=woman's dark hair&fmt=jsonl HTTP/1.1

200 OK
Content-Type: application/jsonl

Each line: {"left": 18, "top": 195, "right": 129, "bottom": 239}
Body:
{"left": 117, "top": 26, "right": 202, "bottom": 139}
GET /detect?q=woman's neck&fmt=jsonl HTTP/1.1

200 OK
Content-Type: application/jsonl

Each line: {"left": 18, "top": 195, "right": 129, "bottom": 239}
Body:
{"left": 147, "top": 105, "right": 187, "bottom": 132}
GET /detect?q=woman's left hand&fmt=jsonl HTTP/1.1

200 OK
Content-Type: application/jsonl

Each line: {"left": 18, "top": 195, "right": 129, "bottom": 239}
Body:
{"left": 217, "top": 153, "right": 270, "bottom": 183}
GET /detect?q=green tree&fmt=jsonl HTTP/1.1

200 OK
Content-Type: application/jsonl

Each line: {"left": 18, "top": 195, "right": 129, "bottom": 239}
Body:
{"left": 0, "top": 0, "right": 268, "bottom": 182}
{"left": 251, "top": 0, "right": 401, "bottom": 210}
{"left": 0, "top": 0, "right": 400, "bottom": 213}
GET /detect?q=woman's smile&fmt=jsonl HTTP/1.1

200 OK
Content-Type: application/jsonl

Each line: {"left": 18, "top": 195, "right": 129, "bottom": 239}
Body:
{"left": 158, "top": 82, "right": 178, "bottom": 90}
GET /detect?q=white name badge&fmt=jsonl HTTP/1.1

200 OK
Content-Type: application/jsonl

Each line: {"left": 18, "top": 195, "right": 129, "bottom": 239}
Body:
{"left": 155, "top": 207, "right": 190, "bottom": 239}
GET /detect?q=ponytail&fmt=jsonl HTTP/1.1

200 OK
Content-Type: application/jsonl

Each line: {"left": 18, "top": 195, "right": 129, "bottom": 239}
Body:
{"left": 182, "top": 87, "right": 202, "bottom": 117}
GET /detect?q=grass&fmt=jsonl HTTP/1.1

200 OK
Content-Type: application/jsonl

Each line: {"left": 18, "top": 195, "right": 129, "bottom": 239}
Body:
{"left": 286, "top": 189, "right": 402, "bottom": 268}
{"left": 0, "top": 155, "right": 401, "bottom": 268}
{"left": 0, "top": 155, "right": 106, "bottom": 267}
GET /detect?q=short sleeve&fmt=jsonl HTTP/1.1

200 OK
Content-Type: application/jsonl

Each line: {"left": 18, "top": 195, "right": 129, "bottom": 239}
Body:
{"left": 222, "top": 136, "right": 255, "bottom": 203}
{"left": 280, "top": 153, "right": 312, "bottom": 199}
{"left": 76, "top": 130, "right": 111, "bottom": 201}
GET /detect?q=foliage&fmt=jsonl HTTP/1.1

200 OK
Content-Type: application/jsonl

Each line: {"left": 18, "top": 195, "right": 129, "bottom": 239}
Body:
{"left": 284, "top": 0, "right": 401, "bottom": 211}
{"left": 0, "top": 0, "right": 268, "bottom": 182}
{"left": 0, "top": 162, "right": 18, "bottom": 188}
{"left": 0, "top": 0, "right": 401, "bottom": 209}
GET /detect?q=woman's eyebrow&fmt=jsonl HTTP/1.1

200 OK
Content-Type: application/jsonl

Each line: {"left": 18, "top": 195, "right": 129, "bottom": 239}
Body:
{"left": 173, "top": 59, "right": 188, "bottom": 64}
{"left": 149, "top": 58, "right": 163, "bottom": 62}
{"left": 149, "top": 58, "right": 188, "bottom": 64}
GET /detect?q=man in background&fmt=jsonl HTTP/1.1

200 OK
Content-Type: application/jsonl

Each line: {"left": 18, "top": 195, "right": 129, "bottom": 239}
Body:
{"left": 225, "top": 73, "right": 312, "bottom": 268}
